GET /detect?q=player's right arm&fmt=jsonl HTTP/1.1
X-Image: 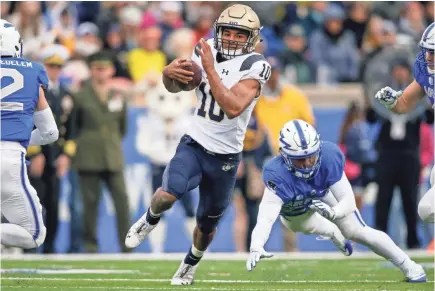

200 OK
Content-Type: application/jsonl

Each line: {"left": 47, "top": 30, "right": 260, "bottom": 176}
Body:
{"left": 29, "top": 87, "right": 59, "bottom": 146}
{"left": 247, "top": 173, "right": 283, "bottom": 271}
{"left": 162, "top": 58, "right": 194, "bottom": 93}
{"left": 375, "top": 80, "right": 426, "bottom": 114}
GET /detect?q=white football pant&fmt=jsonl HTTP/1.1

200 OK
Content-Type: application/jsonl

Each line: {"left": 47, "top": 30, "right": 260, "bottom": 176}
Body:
{"left": 417, "top": 166, "right": 434, "bottom": 223}
{"left": 280, "top": 210, "right": 347, "bottom": 247}
{"left": 322, "top": 191, "right": 412, "bottom": 270}
{"left": 1, "top": 143, "right": 46, "bottom": 249}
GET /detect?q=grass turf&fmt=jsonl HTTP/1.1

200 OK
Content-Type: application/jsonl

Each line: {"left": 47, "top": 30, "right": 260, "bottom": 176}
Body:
{"left": 1, "top": 257, "right": 433, "bottom": 291}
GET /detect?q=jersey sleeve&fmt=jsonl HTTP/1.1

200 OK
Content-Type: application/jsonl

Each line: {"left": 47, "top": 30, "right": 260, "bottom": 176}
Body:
{"left": 262, "top": 164, "right": 291, "bottom": 202}
{"left": 37, "top": 63, "right": 49, "bottom": 89}
{"left": 324, "top": 143, "right": 346, "bottom": 188}
{"left": 239, "top": 55, "right": 271, "bottom": 89}
{"left": 413, "top": 52, "right": 425, "bottom": 89}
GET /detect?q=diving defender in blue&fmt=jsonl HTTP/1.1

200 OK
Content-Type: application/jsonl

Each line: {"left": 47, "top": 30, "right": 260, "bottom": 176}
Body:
{"left": 375, "top": 23, "right": 435, "bottom": 224}
{"left": 247, "top": 120, "right": 426, "bottom": 283}
{"left": 0, "top": 19, "right": 59, "bottom": 249}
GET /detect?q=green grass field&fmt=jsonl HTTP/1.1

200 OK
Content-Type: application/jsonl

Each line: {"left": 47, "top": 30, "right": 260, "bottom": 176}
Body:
{"left": 1, "top": 254, "right": 433, "bottom": 291}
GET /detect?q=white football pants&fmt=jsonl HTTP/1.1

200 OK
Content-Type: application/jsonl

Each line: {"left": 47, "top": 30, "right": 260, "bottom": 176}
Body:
{"left": 322, "top": 191, "right": 412, "bottom": 269}
{"left": 417, "top": 166, "right": 434, "bottom": 223}
{"left": 1, "top": 144, "right": 46, "bottom": 249}
{"left": 280, "top": 210, "right": 347, "bottom": 249}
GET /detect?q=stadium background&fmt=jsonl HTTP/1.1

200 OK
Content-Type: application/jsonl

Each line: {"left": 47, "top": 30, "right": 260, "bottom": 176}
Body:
{"left": 2, "top": 1, "right": 434, "bottom": 254}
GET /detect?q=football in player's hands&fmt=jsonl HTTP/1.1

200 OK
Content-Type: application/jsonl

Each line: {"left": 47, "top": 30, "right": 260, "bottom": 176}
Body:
{"left": 178, "top": 61, "right": 202, "bottom": 91}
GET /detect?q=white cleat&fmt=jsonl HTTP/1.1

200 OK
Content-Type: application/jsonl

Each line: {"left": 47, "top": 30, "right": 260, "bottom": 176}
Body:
{"left": 405, "top": 262, "right": 427, "bottom": 283}
{"left": 170, "top": 260, "right": 199, "bottom": 285}
{"left": 124, "top": 212, "right": 157, "bottom": 249}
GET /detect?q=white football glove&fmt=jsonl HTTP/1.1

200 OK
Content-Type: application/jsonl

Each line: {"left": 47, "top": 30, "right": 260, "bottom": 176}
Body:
{"left": 375, "top": 86, "right": 403, "bottom": 109}
{"left": 246, "top": 248, "right": 274, "bottom": 271}
{"left": 309, "top": 200, "right": 336, "bottom": 220}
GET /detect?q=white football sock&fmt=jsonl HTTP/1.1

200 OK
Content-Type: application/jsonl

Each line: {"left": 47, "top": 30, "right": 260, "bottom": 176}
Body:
{"left": 351, "top": 226, "right": 410, "bottom": 269}
{"left": 1, "top": 223, "right": 37, "bottom": 249}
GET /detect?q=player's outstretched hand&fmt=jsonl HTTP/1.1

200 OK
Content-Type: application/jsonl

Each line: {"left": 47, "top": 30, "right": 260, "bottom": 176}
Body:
{"left": 309, "top": 200, "right": 336, "bottom": 220}
{"left": 196, "top": 38, "right": 215, "bottom": 73}
{"left": 375, "top": 86, "right": 403, "bottom": 110}
{"left": 246, "top": 248, "right": 274, "bottom": 271}
{"left": 163, "top": 58, "right": 194, "bottom": 85}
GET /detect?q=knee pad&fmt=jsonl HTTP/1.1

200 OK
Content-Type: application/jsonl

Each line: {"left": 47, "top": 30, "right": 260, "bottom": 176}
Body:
{"left": 197, "top": 209, "right": 225, "bottom": 234}
{"left": 335, "top": 216, "right": 365, "bottom": 240}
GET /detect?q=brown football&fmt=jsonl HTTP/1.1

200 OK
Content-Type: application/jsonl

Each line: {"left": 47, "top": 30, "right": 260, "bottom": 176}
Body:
{"left": 178, "top": 61, "right": 202, "bottom": 91}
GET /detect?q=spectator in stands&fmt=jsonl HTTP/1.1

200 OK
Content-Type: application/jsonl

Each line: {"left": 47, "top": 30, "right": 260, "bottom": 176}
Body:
{"left": 192, "top": 5, "right": 215, "bottom": 44}
{"left": 75, "top": 22, "right": 102, "bottom": 58}
{"left": 280, "top": 24, "right": 316, "bottom": 84}
{"left": 159, "top": 1, "right": 184, "bottom": 44}
{"left": 398, "top": 2, "right": 426, "bottom": 41}
{"left": 298, "top": 1, "right": 328, "bottom": 38}
{"left": 338, "top": 102, "right": 375, "bottom": 210}
{"left": 424, "top": 2, "right": 434, "bottom": 25}
{"left": 9, "top": 1, "right": 47, "bottom": 59}
{"left": 310, "top": 4, "right": 359, "bottom": 84}
{"left": 163, "top": 28, "right": 195, "bottom": 63}
{"left": 344, "top": 2, "right": 370, "bottom": 50}
{"left": 127, "top": 12, "right": 166, "bottom": 83}
{"left": 255, "top": 57, "right": 315, "bottom": 251}
{"left": 118, "top": 4, "right": 143, "bottom": 50}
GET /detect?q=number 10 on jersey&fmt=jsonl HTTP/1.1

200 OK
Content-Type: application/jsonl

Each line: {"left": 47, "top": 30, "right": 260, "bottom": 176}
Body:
{"left": 197, "top": 82, "right": 225, "bottom": 122}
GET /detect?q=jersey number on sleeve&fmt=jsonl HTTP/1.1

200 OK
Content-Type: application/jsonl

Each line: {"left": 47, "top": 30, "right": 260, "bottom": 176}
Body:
{"left": 197, "top": 82, "right": 224, "bottom": 122}
{"left": 259, "top": 63, "right": 271, "bottom": 80}
{"left": 0, "top": 68, "right": 24, "bottom": 111}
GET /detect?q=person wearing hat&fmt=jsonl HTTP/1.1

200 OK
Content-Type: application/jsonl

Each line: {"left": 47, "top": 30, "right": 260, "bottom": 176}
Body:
{"left": 72, "top": 50, "right": 131, "bottom": 253}
{"left": 26, "top": 44, "right": 76, "bottom": 253}
{"left": 279, "top": 24, "right": 316, "bottom": 84}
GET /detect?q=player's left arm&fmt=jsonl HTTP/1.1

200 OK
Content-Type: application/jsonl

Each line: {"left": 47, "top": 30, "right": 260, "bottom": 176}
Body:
{"left": 328, "top": 172, "right": 357, "bottom": 219}
{"left": 196, "top": 38, "right": 264, "bottom": 119}
{"left": 29, "top": 87, "right": 59, "bottom": 146}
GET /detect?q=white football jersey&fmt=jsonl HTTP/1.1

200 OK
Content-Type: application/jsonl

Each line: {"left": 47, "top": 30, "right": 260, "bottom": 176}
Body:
{"left": 187, "top": 38, "right": 271, "bottom": 154}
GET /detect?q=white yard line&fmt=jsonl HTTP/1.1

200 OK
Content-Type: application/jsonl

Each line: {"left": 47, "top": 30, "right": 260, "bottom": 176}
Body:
{"left": 1, "top": 277, "right": 434, "bottom": 283}
{"left": 0, "top": 287, "right": 409, "bottom": 291}
{"left": 1, "top": 250, "right": 432, "bottom": 261}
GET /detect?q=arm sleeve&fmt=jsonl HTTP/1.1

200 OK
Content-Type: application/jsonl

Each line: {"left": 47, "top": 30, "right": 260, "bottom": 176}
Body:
{"left": 239, "top": 59, "right": 271, "bottom": 91}
{"left": 250, "top": 187, "right": 283, "bottom": 251}
{"left": 29, "top": 107, "right": 59, "bottom": 146}
{"left": 329, "top": 172, "right": 357, "bottom": 219}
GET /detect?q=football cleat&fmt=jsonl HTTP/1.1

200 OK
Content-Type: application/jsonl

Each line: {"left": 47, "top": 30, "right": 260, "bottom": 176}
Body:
{"left": 125, "top": 212, "right": 157, "bottom": 249}
{"left": 405, "top": 262, "right": 427, "bottom": 283}
{"left": 170, "top": 261, "right": 199, "bottom": 285}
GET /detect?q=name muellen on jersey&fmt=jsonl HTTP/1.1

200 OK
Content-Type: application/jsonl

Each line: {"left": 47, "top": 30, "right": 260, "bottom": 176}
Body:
{"left": 187, "top": 38, "right": 271, "bottom": 154}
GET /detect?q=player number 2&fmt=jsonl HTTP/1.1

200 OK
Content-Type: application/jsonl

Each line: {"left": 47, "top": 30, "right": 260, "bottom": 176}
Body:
{"left": 1, "top": 68, "right": 24, "bottom": 111}
{"left": 197, "top": 82, "right": 225, "bottom": 122}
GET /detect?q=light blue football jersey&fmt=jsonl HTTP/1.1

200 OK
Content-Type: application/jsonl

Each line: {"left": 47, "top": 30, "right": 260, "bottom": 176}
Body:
{"left": 1, "top": 57, "right": 48, "bottom": 148}
{"left": 262, "top": 141, "right": 344, "bottom": 217}
{"left": 414, "top": 52, "right": 434, "bottom": 105}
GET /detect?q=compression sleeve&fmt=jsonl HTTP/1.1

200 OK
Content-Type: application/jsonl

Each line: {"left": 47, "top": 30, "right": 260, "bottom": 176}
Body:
{"left": 250, "top": 187, "right": 283, "bottom": 251}
{"left": 29, "top": 107, "right": 59, "bottom": 146}
{"left": 329, "top": 172, "right": 357, "bottom": 219}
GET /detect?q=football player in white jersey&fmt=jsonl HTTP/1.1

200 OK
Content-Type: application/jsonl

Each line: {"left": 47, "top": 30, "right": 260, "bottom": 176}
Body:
{"left": 375, "top": 23, "right": 434, "bottom": 223}
{"left": 125, "top": 4, "right": 271, "bottom": 285}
